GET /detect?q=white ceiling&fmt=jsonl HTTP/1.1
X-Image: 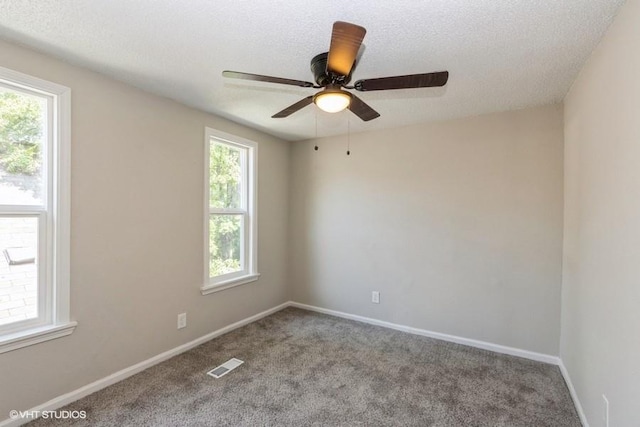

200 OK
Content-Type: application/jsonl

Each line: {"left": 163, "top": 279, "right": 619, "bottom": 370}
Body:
{"left": 0, "top": 0, "right": 625, "bottom": 141}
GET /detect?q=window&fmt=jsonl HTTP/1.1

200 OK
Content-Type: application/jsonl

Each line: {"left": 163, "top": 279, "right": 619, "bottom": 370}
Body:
{"left": 0, "top": 66, "right": 73, "bottom": 353}
{"left": 202, "top": 128, "right": 258, "bottom": 294}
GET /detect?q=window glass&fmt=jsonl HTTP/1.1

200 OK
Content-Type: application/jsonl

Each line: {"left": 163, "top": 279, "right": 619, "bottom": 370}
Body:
{"left": 209, "top": 214, "right": 243, "bottom": 277}
{"left": 0, "top": 216, "right": 38, "bottom": 326}
{"left": 0, "top": 86, "right": 46, "bottom": 206}
{"left": 209, "top": 143, "right": 243, "bottom": 209}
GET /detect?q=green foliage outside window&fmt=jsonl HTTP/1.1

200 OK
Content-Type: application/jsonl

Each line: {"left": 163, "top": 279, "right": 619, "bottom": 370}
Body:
{"left": 209, "top": 143, "right": 243, "bottom": 277}
{"left": 0, "top": 91, "right": 43, "bottom": 175}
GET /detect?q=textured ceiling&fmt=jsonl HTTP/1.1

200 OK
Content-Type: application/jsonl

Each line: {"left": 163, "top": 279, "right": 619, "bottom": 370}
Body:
{"left": 0, "top": 0, "right": 625, "bottom": 141}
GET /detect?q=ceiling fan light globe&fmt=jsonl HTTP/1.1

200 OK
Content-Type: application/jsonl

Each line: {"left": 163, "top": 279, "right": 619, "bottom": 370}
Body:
{"left": 314, "top": 91, "right": 352, "bottom": 113}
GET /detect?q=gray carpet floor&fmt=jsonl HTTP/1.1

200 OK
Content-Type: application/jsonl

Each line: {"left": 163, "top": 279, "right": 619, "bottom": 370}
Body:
{"left": 30, "top": 307, "right": 580, "bottom": 426}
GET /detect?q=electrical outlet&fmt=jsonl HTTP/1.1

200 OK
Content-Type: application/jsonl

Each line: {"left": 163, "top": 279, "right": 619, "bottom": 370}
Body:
{"left": 602, "top": 394, "right": 609, "bottom": 427}
{"left": 372, "top": 291, "right": 380, "bottom": 304}
{"left": 177, "top": 313, "right": 187, "bottom": 329}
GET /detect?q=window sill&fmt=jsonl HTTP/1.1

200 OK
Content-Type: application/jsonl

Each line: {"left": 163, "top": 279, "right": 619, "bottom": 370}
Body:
{"left": 201, "top": 273, "right": 260, "bottom": 295}
{"left": 0, "top": 321, "right": 77, "bottom": 354}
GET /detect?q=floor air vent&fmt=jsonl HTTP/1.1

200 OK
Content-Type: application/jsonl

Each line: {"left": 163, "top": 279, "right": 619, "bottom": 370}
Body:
{"left": 207, "top": 358, "right": 244, "bottom": 378}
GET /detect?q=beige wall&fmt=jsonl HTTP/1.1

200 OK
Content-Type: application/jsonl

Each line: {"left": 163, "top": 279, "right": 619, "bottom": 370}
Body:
{"left": 562, "top": 0, "right": 640, "bottom": 425}
{"left": 290, "top": 105, "right": 564, "bottom": 355}
{"left": 0, "top": 40, "right": 290, "bottom": 415}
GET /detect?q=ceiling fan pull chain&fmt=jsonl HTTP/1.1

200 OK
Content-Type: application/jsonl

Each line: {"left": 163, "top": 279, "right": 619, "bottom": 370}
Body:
{"left": 314, "top": 111, "right": 319, "bottom": 151}
{"left": 346, "top": 119, "right": 351, "bottom": 156}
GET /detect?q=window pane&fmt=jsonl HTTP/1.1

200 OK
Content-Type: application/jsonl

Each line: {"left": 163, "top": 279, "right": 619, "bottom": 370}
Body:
{"left": 209, "top": 214, "right": 243, "bottom": 277}
{"left": 0, "top": 216, "right": 38, "bottom": 326}
{"left": 209, "top": 142, "right": 243, "bottom": 209}
{"left": 0, "top": 87, "right": 46, "bottom": 206}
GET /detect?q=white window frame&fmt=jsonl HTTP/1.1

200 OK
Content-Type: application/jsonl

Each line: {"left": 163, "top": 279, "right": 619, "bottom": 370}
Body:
{"left": 201, "top": 128, "right": 259, "bottom": 295}
{"left": 0, "top": 66, "right": 75, "bottom": 354}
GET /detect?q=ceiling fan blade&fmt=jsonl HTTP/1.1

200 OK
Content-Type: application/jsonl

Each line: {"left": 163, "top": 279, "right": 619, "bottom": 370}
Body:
{"left": 272, "top": 96, "right": 314, "bottom": 118}
{"left": 348, "top": 94, "right": 380, "bottom": 121}
{"left": 327, "top": 22, "right": 366, "bottom": 77}
{"left": 222, "top": 71, "right": 315, "bottom": 88}
{"left": 354, "top": 71, "right": 449, "bottom": 91}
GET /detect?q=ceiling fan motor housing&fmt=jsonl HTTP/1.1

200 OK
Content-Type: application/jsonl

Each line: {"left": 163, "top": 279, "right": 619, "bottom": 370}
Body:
{"left": 312, "top": 52, "right": 355, "bottom": 86}
{"left": 311, "top": 52, "right": 331, "bottom": 86}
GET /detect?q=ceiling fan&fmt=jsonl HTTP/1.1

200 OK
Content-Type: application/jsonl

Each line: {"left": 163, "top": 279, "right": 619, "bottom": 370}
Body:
{"left": 222, "top": 21, "right": 449, "bottom": 122}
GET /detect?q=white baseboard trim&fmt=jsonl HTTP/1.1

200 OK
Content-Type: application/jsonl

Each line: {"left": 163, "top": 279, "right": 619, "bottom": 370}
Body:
{"left": 0, "top": 301, "right": 290, "bottom": 427}
{"left": 558, "top": 360, "right": 589, "bottom": 427}
{"left": 289, "top": 301, "right": 560, "bottom": 365}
